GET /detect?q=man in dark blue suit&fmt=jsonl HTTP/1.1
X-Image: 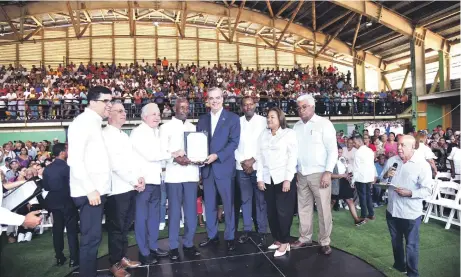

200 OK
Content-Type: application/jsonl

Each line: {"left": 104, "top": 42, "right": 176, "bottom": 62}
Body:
{"left": 42, "top": 143, "right": 79, "bottom": 268}
{"left": 197, "top": 87, "right": 240, "bottom": 251}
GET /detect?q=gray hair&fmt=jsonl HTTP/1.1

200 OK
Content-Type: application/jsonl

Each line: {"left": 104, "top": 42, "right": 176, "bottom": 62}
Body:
{"left": 207, "top": 87, "right": 223, "bottom": 97}
{"left": 296, "top": 94, "right": 316, "bottom": 106}
{"left": 141, "top": 103, "right": 160, "bottom": 118}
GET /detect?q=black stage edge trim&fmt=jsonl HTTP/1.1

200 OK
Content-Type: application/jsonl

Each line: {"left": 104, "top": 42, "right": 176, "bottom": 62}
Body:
{"left": 66, "top": 232, "right": 385, "bottom": 277}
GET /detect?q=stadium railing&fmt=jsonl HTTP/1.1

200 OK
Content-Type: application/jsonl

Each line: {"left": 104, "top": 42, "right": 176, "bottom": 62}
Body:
{"left": 0, "top": 97, "right": 410, "bottom": 122}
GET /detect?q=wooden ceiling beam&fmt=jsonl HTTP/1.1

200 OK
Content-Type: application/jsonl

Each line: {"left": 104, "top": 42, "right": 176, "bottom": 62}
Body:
{"left": 316, "top": 13, "right": 355, "bottom": 57}
{"left": 265, "top": 0, "right": 274, "bottom": 18}
{"left": 229, "top": 0, "right": 245, "bottom": 43}
{"left": 0, "top": 6, "right": 21, "bottom": 41}
{"left": 179, "top": 2, "right": 187, "bottom": 38}
{"left": 311, "top": 1, "right": 316, "bottom": 31}
{"left": 317, "top": 10, "right": 351, "bottom": 32}
{"left": 66, "top": 1, "right": 80, "bottom": 39}
{"left": 276, "top": 1, "right": 294, "bottom": 17}
{"left": 274, "top": 0, "right": 303, "bottom": 48}
{"left": 351, "top": 14, "right": 362, "bottom": 49}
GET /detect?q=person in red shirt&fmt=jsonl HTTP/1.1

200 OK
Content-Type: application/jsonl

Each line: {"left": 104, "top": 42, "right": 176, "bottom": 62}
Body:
{"left": 364, "top": 134, "right": 377, "bottom": 153}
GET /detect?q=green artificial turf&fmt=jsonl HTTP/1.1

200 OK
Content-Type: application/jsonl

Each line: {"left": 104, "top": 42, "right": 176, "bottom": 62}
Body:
{"left": 1, "top": 206, "right": 459, "bottom": 277}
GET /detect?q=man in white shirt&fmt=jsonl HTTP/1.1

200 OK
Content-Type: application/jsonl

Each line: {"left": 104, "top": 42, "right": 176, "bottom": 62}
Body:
{"left": 235, "top": 96, "right": 268, "bottom": 246}
{"left": 292, "top": 94, "right": 337, "bottom": 255}
{"left": 380, "top": 135, "right": 432, "bottom": 276}
{"left": 159, "top": 98, "right": 201, "bottom": 260}
{"left": 67, "top": 86, "right": 112, "bottom": 277}
{"left": 102, "top": 102, "right": 143, "bottom": 277}
{"left": 352, "top": 134, "right": 378, "bottom": 220}
{"left": 130, "top": 103, "right": 183, "bottom": 265}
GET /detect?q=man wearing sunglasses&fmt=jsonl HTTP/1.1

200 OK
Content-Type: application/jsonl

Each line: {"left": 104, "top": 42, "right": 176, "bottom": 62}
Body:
{"left": 68, "top": 86, "right": 113, "bottom": 277}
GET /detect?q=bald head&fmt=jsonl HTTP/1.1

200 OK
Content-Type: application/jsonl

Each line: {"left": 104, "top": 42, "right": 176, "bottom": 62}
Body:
{"left": 397, "top": 135, "right": 416, "bottom": 161}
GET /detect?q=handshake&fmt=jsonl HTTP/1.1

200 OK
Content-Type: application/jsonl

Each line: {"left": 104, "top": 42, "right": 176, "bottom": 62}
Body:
{"left": 172, "top": 149, "right": 191, "bottom": 166}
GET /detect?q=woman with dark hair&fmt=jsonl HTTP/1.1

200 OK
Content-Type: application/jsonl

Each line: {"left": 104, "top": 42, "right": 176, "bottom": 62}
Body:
{"left": 256, "top": 107, "right": 298, "bottom": 257}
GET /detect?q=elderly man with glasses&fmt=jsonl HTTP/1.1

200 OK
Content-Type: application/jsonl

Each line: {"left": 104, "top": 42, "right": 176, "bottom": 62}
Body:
{"left": 102, "top": 102, "right": 144, "bottom": 277}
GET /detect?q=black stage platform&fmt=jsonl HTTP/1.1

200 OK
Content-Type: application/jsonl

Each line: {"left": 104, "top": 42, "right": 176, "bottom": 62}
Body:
{"left": 67, "top": 232, "right": 385, "bottom": 277}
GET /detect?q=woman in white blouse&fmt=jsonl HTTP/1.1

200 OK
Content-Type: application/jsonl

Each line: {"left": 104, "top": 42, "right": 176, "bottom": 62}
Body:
{"left": 256, "top": 107, "right": 298, "bottom": 258}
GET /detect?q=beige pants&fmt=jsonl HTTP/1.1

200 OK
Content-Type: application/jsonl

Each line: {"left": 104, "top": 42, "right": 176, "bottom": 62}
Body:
{"left": 297, "top": 172, "right": 332, "bottom": 246}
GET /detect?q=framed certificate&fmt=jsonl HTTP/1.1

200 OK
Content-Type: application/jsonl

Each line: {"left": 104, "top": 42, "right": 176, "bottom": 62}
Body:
{"left": 184, "top": 131, "right": 208, "bottom": 164}
{"left": 2, "top": 179, "right": 43, "bottom": 212}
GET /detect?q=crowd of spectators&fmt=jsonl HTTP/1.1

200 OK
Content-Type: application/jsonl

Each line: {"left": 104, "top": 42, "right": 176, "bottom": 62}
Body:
{"left": 0, "top": 59, "right": 410, "bottom": 120}
{"left": 333, "top": 125, "right": 460, "bottom": 211}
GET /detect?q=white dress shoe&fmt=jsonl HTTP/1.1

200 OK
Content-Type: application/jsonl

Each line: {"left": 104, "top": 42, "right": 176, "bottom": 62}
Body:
{"left": 268, "top": 243, "right": 280, "bottom": 250}
{"left": 274, "top": 244, "right": 290, "bottom": 257}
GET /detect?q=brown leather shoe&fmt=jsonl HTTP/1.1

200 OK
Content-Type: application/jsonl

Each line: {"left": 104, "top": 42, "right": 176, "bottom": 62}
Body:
{"left": 120, "top": 257, "right": 141, "bottom": 269}
{"left": 110, "top": 263, "right": 131, "bottom": 277}
{"left": 319, "top": 245, "right": 332, "bottom": 255}
{"left": 290, "top": 240, "right": 312, "bottom": 248}
{"left": 367, "top": 215, "right": 376, "bottom": 220}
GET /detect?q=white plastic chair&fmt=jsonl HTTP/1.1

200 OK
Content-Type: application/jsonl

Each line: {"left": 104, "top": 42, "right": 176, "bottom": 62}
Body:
{"left": 423, "top": 180, "right": 461, "bottom": 229}
{"left": 38, "top": 210, "right": 53, "bottom": 234}
{"left": 436, "top": 172, "right": 452, "bottom": 180}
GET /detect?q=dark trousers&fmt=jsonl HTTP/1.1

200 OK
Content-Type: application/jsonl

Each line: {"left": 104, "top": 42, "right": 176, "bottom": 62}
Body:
{"left": 203, "top": 169, "right": 235, "bottom": 240}
{"left": 73, "top": 195, "right": 107, "bottom": 277}
{"left": 373, "top": 185, "right": 386, "bottom": 204}
{"left": 236, "top": 170, "right": 267, "bottom": 233}
{"left": 135, "top": 184, "right": 161, "bottom": 256}
{"left": 50, "top": 205, "right": 79, "bottom": 261}
{"left": 386, "top": 211, "right": 421, "bottom": 277}
{"left": 166, "top": 182, "right": 198, "bottom": 249}
{"left": 356, "top": 182, "right": 374, "bottom": 218}
{"left": 264, "top": 179, "right": 296, "bottom": 244}
{"left": 106, "top": 190, "right": 137, "bottom": 265}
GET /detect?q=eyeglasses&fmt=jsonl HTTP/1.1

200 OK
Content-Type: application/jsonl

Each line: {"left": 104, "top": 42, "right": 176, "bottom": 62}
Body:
{"left": 112, "top": 109, "right": 126, "bottom": 114}
{"left": 93, "top": 99, "right": 112, "bottom": 104}
{"left": 296, "top": 104, "right": 311, "bottom": 111}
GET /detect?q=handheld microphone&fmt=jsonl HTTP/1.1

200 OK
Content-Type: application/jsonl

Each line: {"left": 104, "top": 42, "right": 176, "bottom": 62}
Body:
{"left": 387, "top": 163, "right": 398, "bottom": 185}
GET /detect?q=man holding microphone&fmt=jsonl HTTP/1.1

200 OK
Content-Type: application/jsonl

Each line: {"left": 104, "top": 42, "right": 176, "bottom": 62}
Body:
{"left": 381, "top": 135, "right": 432, "bottom": 277}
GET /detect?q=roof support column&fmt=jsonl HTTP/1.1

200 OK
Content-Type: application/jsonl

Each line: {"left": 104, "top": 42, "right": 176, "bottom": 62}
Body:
{"left": 410, "top": 33, "right": 426, "bottom": 130}
{"left": 353, "top": 53, "right": 365, "bottom": 90}
{"left": 438, "top": 46, "right": 451, "bottom": 91}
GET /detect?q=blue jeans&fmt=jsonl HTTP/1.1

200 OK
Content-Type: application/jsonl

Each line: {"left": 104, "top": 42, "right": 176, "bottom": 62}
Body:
{"left": 160, "top": 181, "right": 167, "bottom": 224}
{"left": 355, "top": 182, "right": 374, "bottom": 218}
{"left": 386, "top": 211, "right": 421, "bottom": 277}
{"left": 236, "top": 170, "right": 267, "bottom": 233}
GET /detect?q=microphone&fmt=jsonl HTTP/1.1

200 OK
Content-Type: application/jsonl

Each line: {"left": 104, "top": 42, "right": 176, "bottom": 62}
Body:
{"left": 387, "top": 163, "right": 398, "bottom": 185}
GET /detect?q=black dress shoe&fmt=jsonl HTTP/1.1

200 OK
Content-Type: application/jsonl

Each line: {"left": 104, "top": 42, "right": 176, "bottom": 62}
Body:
{"left": 69, "top": 259, "right": 79, "bottom": 268}
{"left": 238, "top": 232, "right": 250, "bottom": 244}
{"left": 256, "top": 234, "right": 266, "bottom": 247}
{"left": 199, "top": 236, "right": 219, "bottom": 247}
{"left": 183, "top": 245, "right": 201, "bottom": 256}
{"left": 151, "top": 248, "right": 169, "bottom": 257}
{"left": 139, "top": 253, "right": 158, "bottom": 265}
{"left": 226, "top": 240, "right": 236, "bottom": 251}
{"left": 169, "top": 248, "right": 179, "bottom": 260}
{"left": 56, "top": 256, "right": 67, "bottom": 266}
